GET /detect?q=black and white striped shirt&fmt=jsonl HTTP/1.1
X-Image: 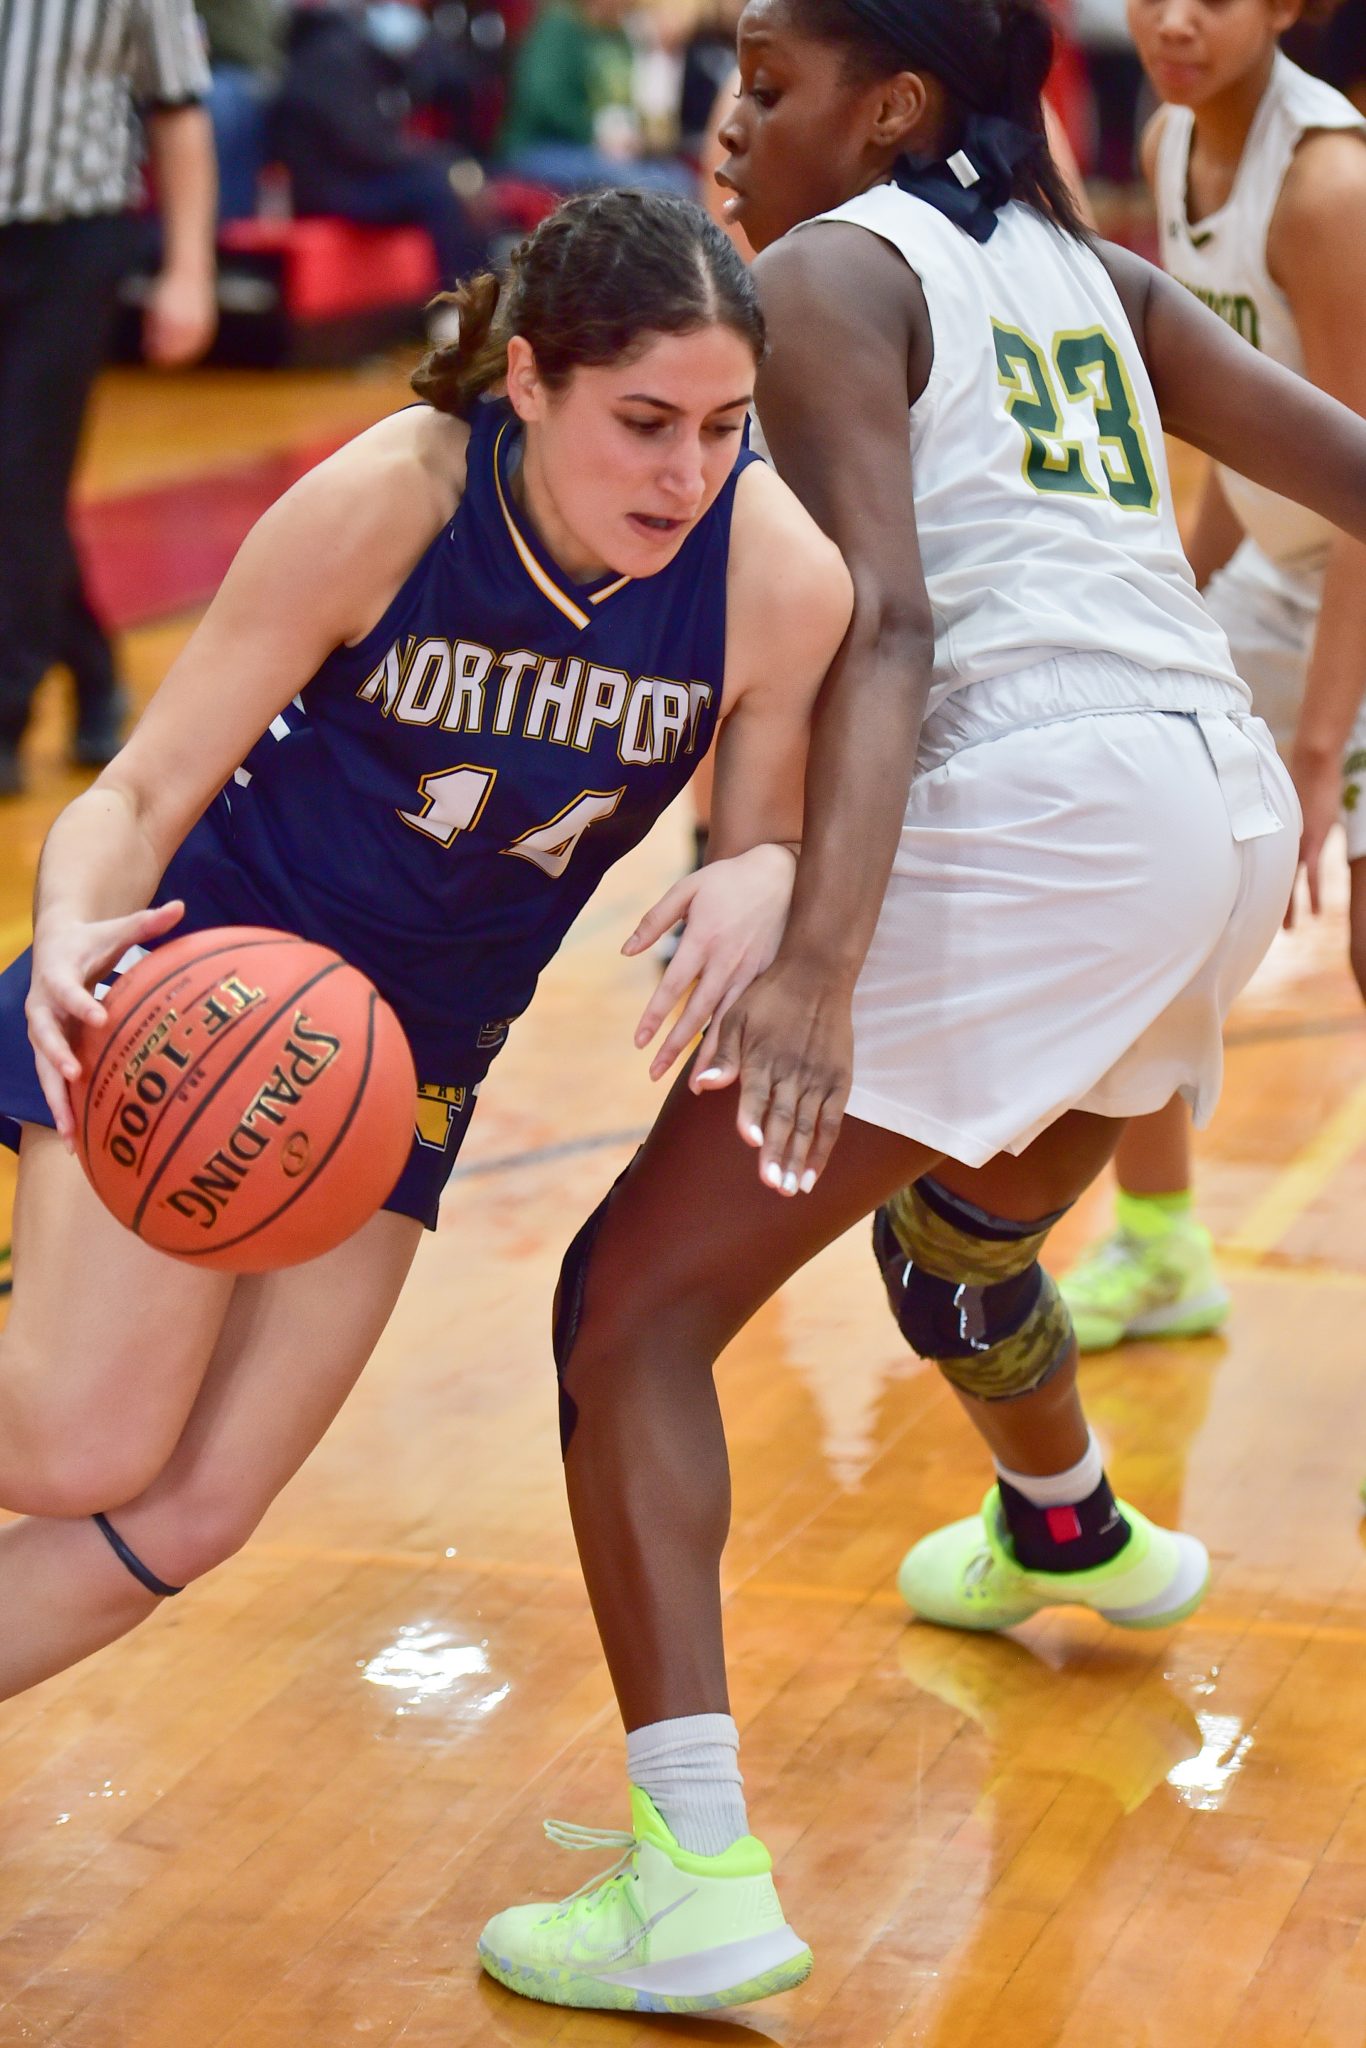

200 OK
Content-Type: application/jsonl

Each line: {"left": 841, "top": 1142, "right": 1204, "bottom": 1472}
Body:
{"left": 0, "top": 0, "right": 209, "bottom": 224}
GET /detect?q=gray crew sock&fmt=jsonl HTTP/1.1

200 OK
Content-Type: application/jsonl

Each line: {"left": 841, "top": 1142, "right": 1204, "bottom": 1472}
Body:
{"left": 625, "top": 1712, "right": 750, "bottom": 1857}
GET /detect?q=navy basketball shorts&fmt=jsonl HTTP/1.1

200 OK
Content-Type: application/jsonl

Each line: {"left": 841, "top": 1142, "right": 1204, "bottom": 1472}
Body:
{"left": 0, "top": 856, "right": 506, "bottom": 1236}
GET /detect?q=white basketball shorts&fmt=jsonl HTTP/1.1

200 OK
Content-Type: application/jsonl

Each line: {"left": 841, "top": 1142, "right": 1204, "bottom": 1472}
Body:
{"left": 1203, "top": 539, "right": 1366, "bottom": 860}
{"left": 845, "top": 651, "right": 1299, "bottom": 1167}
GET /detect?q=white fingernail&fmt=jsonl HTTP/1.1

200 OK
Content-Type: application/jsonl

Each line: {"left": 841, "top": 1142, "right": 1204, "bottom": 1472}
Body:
{"left": 763, "top": 1160, "right": 783, "bottom": 1188}
{"left": 782, "top": 1171, "right": 798, "bottom": 1195}
{"left": 697, "top": 1066, "right": 724, "bottom": 1082}
{"left": 800, "top": 1170, "right": 816, "bottom": 1193}
{"left": 747, "top": 1123, "right": 764, "bottom": 1144}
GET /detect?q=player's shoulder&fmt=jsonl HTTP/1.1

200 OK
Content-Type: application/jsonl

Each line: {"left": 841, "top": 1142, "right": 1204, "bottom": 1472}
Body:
{"left": 258, "top": 405, "right": 469, "bottom": 597}
{"left": 729, "top": 460, "right": 851, "bottom": 609}
{"left": 1270, "top": 125, "right": 1366, "bottom": 286}
{"left": 302, "top": 404, "right": 470, "bottom": 518}
{"left": 232, "top": 405, "right": 471, "bottom": 647}
{"left": 725, "top": 458, "right": 852, "bottom": 670}
{"left": 1278, "top": 122, "right": 1366, "bottom": 221}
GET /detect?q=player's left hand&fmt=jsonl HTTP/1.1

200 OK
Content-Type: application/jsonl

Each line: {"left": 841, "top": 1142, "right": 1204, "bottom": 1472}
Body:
{"left": 142, "top": 266, "right": 218, "bottom": 368}
{"left": 625, "top": 842, "right": 796, "bottom": 1082}
{"left": 1287, "top": 742, "right": 1339, "bottom": 922}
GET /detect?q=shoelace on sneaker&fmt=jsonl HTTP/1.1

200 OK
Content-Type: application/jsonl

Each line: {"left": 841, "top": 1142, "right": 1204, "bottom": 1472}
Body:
{"left": 1074, "top": 1232, "right": 1142, "bottom": 1278}
{"left": 541, "top": 1819, "right": 638, "bottom": 1914}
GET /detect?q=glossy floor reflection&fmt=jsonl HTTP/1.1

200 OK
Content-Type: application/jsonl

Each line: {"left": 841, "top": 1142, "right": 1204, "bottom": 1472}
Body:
{"left": 0, "top": 380, "right": 1363, "bottom": 2045}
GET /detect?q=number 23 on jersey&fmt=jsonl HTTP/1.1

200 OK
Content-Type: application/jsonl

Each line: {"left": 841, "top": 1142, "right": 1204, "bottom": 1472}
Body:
{"left": 993, "top": 322, "right": 1159, "bottom": 515}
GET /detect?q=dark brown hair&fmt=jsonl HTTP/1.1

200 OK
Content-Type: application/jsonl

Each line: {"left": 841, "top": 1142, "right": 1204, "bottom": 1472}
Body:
{"left": 786, "top": 0, "right": 1091, "bottom": 240}
{"left": 412, "top": 188, "right": 766, "bottom": 417}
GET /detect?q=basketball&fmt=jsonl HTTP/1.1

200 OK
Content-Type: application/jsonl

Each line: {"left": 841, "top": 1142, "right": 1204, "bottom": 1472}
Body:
{"left": 70, "top": 927, "right": 417, "bottom": 1272}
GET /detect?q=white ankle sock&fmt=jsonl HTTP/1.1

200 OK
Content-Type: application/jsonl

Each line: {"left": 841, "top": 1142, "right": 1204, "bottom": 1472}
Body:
{"left": 995, "top": 1428, "right": 1104, "bottom": 1507}
{"left": 626, "top": 1712, "right": 750, "bottom": 1857}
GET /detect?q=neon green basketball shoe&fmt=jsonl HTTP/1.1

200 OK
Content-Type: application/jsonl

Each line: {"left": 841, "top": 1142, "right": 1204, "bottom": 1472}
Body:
{"left": 898, "top": 1486, "right": 1210, "bottom": 1633}
{"left": 478, "top": 1788, "right": 812, "bottom": 2013}
{"left": 1060, "top": 1213, "right": 1230, "bottom": 1354}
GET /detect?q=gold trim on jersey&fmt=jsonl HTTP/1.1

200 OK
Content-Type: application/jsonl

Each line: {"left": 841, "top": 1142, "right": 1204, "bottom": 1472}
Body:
{"left": 492, "top": 423, "right": 633, "bottom": 631}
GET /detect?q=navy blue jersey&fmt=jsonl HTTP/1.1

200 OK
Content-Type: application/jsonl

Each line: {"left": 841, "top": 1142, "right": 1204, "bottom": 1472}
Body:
{"left": 183, "top": 400, "right": 755, "bottom": 1056}
{"left": 0, "top": 400, "right": 758, "bottom": 1229}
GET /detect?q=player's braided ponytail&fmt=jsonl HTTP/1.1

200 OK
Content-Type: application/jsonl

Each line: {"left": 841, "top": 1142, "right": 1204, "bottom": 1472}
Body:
{"left": 412, "top": 189, "right": 764, "bottom": 419}
{"left": 411, "top": 269, "right": 508, "bottom": 416}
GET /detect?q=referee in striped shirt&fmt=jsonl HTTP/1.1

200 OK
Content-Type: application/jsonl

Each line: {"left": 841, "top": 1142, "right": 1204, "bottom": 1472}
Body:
{"left": 0, "top": 0, "right": 218, "bottom": 795}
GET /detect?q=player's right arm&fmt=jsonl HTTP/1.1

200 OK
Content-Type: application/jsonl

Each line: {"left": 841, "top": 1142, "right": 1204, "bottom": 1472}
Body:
{"left": 27, "top": 407, "right": 469, "bottom": 1135}
{"left": 1097, "top": 240, "right": 1366, "bottom": 544}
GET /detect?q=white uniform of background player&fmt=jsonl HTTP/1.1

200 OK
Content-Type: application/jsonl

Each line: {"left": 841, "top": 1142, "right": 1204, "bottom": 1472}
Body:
{"left": 1155, "top": 52, "right": 1366, "bottom": 852}
{"left": 775, "top": 185, "right": 1298, "bottom": 1163}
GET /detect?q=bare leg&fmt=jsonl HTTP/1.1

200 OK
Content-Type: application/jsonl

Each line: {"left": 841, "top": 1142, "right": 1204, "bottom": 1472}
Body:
{"left": 560, "top": 1078, "right": 944, "bottom": 1729}
{"left": 0, "top": 1163, "right": 420, "bottom": 1700}
{"left": 1110, "top": 1094, "right": 1193, "bottom": 1198}
{"left": 933, "top": 1110, "right": 1124, "bottom": 1475}
{"left": 0, "top": 1127, "right": 235, "bottom": 1515}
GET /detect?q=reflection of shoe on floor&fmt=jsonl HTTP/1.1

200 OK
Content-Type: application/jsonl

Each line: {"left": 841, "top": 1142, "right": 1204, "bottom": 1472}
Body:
{"left": 1061, "top": 1197, "right": 1230, "bottom": 1354}
{"left": 72, "top": 685, "right": 129, "bottom": 768}
{"left": 896, "top": 1629, "right": 1204, "bottom": 1814}
{"left": 898, "top": 1486, "right": 1210, "bottom": 1634}
{"left": 478, "top": 1787, "right": 811, "bottom": 2014}
{"left": 0, "top": 740, "right": 21, "bottom": 797}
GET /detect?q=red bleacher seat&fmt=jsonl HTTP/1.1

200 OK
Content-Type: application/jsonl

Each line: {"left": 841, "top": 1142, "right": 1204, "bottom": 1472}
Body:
{"left": 218, "top": 215, "right": 439, "bottom": 324}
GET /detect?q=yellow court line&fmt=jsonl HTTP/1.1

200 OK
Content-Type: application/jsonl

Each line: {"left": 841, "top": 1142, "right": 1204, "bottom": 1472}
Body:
{"left": 1223, "top": 1071, "right": 1366, "bottom": 1259}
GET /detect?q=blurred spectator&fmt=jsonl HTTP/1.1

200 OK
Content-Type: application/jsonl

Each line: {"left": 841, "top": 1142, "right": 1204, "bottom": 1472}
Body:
{"left": 270, "top": 0, "right": 487, "bottom": 285}
{"left": 0, "top": 0, "right": 217, "bottom": 795}
{"left": 679, "top": 0, "right": 741, "bottom": 151}
{"left": 499, "top": 0, "right": 694, "bottom": 193}
{"left": 1071, "top": 0, "right": 1144, "bottom": 185}
{"left": 200, "top": 0, "right": 285, "bottom": 219}
{"left": 1284, "top": 0, "right": 1366, "bottom": 110}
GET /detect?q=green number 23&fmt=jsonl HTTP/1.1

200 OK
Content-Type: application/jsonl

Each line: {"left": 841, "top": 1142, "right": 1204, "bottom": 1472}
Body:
{"left": 992, "top": 322, "right": 1158, "bottom": 514}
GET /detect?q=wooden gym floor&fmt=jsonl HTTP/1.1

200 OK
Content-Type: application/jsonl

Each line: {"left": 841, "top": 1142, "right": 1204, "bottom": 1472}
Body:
{"left": 0, "top": 364, "right": 1363, "bottom": 2048}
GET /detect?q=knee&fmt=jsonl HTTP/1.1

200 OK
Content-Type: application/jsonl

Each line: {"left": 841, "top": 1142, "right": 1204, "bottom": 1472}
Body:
{"left": 872, "top": 1177, "right": 1075, "bottom": 1399}
{"left": 129, "top": 1482, "right": 261, "bottom": 1586}
{"left": 0, "top": 1319, "right": 185, "bottom": 1516}
{"left": 0, "top": 1360, "right": 171, "bottom": 1518}
{"left": 553, "top": 1181, "right": 729, "bottom": 1453}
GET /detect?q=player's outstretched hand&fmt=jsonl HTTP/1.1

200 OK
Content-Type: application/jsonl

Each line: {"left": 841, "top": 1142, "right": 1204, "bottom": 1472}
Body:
{"left": 626, "top": 843, "right": 796, "bottom": 1082}
{"left": 26, "top": 900, "right": 185, "bottom": 1143}
{"left": 695, "top": 956, "right": 854, "bottom": 1194}
{"left": 1287, "top": 742, "right": 1338, "bottom": 924}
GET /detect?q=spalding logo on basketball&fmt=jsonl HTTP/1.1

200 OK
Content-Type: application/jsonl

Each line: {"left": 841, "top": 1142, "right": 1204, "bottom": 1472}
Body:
{"left": 71, "top": 927, "right": 417, "bottom": 1272}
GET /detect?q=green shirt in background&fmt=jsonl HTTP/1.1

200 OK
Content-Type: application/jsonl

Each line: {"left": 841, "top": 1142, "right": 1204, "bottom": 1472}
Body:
{"left": 500, "top": 1, "right": 634, "bottom": 155}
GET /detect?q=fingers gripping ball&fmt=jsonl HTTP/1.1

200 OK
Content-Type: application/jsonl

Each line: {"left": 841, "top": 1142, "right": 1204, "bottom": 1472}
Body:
{"left": 70, "top": 927, "right": 416, "bottom": 1271}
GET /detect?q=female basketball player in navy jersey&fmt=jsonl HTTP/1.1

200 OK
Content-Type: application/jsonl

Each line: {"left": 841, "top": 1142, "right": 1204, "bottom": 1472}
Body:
{"left": 0, "top": 193, "right": 852, "bottom": 1716}
{"left": 478, "top": 0, "right": 1366, "bottom": 2015}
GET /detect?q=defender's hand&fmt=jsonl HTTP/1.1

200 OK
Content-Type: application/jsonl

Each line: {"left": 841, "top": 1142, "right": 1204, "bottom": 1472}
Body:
{"left": 695, "top": 956, "right": 854, "bottom": 1193}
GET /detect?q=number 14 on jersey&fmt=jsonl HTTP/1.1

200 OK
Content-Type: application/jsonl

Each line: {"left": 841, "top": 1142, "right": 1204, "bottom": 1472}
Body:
{"left": 398, "top": 764, "right": 625, "bottom": 879}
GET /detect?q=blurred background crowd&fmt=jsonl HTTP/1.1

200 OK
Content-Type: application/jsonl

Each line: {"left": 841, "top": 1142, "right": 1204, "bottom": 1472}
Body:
{"left": 2, "top": 0, "right": 1365, "bottom": 791}
{"left": 176, "top": 0, "right": 1366, "bottom": 352}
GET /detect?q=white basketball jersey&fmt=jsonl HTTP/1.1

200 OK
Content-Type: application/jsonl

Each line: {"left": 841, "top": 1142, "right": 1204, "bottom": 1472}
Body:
{"left": 1155, "top": 53, "right": 1366, "bottom": 577}
{"left": 797, "top": 185, "right": 1238, "bottom": 714}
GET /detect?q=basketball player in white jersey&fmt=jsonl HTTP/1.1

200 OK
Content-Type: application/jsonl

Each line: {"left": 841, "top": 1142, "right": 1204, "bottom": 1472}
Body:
{"left": 1062, "top": 2, "right": 1366, "bottom": 1352}
{"left": 477, "top": 0, "right": 1366, "bottom": 2015}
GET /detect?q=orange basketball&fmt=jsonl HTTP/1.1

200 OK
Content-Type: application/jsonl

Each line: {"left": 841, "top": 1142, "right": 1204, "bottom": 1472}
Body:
{"left": 71, "top": 927, "right": 417, "bottom": 1273}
